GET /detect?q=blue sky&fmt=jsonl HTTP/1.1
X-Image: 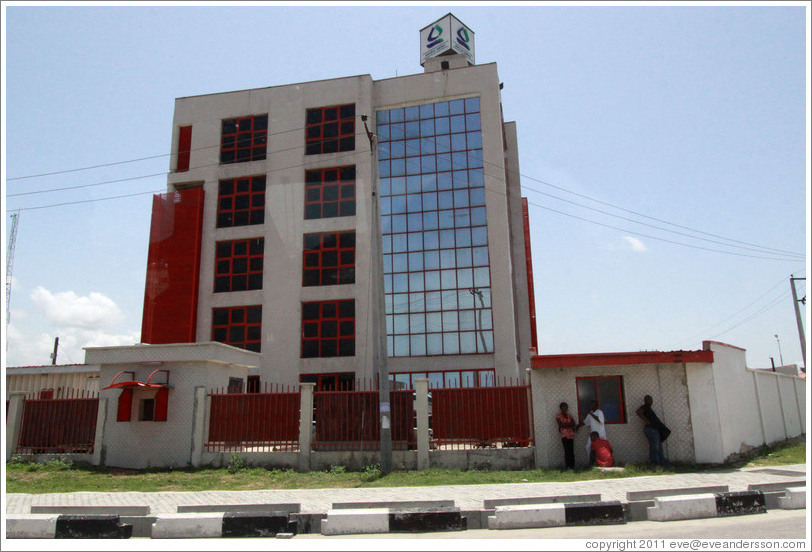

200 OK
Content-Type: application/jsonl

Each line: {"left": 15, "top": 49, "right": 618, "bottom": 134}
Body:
{"left": 3, "top": 3, "right": 809, "bottom": 371}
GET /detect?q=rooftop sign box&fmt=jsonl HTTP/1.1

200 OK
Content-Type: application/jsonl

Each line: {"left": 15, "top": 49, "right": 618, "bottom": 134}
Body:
{"left": 420, "top": 13, "right": 475, "bottom": 66}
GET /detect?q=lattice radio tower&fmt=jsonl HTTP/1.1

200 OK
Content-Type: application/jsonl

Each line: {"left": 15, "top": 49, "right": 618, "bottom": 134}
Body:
{"left": 6, "top": 210, "right": 20, "bottom": 328}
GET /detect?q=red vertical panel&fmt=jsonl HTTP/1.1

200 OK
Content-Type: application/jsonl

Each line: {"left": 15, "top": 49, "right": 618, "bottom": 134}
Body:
{"left": 176, "top": 126, "right": 192, "bottom": 172}
{"left": 141, "top": 187, "right": 205, "bottom": 343}
{"left": 154, "top": 388, "right": 169, "bottom": 421}
{"left": 522, "top": 198, "right": 538, "bottom": 352}
{"left": 117, "top": 389, "right": 133, "bottom": 422}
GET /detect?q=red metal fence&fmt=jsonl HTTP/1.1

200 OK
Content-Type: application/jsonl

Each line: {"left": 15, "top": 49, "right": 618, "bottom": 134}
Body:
{"left": 15, "top": 390, "right": 99, "bottom": 454}
{"left": 206, "top": 384, "right": 300, "bottom": 452}
{"left": 313, "top": 383, "right": 415, "bottom": 451}
{"left": 430, "top": 377, "right": 533, "bottom": 450}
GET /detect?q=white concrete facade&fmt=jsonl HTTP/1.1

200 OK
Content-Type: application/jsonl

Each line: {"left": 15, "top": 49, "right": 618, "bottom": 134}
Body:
{"left": 5, "top": 364, "right": 100, "bottom": 399}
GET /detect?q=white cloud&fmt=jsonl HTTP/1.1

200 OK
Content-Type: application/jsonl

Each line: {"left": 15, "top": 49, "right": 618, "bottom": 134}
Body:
{"left": 621, "top": 236, "right": 648, "bottom": 252}
{"left": 4, "top": 324, "right": 140, "bottom": 367}
{"left": 30, "top": 287, "right": 124, "bottom": 329}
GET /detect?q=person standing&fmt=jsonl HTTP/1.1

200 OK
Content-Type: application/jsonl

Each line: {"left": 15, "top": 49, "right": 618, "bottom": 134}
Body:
{"left": 578, "top": 399, "right": 606, "bottom": 463}
{"left": 636, "top": 394, "right": 670, "bottom": 467}
{"left": 555, "top": 402, "right": 577, "bottom": 469}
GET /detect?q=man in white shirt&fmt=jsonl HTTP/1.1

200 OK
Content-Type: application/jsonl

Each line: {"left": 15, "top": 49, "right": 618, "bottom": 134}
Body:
{"left": 580, "top": 400, "right": 606, "bottom": 462}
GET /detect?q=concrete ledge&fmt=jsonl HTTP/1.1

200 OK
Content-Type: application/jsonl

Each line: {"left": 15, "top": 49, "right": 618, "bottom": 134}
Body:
{"left": 777, "top": 487, "right": 806, "bottom": 510}
{"left": 647, "top": 491, "right": 766, "bottom": 522}
{"left": 483, "top": 494, "right": 601, "bottom": 509}
{"left": 31, "top": 505, "right": 151, "bottom": 516}
{"left": 626, "top": 485, "right": 729, "bottom": 502}
{"left": 177, "top": 503, "right": 300, "bottom": 514}
{"left": 6, "top": 515, "right": 59, "bottom": 539}
{"left": 488, "top": 501, "right": 624, "bottom": 530}
{"left": 748, "top": 480, "right": 806, "bottom": 493}
{"left": 321, "top": 507, "right": 466, "bottom": 535}
{"left": 332, "top": 499, "right": 455, "bottom": 509}
{"left": 151, "top": 512, "right": 297, "bottom": 538}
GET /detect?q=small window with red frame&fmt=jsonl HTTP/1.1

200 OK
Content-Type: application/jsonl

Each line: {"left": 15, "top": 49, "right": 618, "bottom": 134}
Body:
{"left": 212, "top": 305, "right": 262, "bottom": 352}
{"left": 576, "top": 375, "right": 626, "bottom": 424}
{"left": 220, "top": 115, "right": 267, "bottom": 164}
{"left": 305, "top": 104, "right": 355, "bottom": 155}
{"left": 301, "top": 300, "right": 355, "bottom": 358}
{"left": 217, "top": 175, "right": 266, "bottom": 228}
{"left": 303, "top": 231, "right": 355, "bottom": 287}
{"left": 304, "top": 165, "right": 356, "bottom": 220}
{"left": 215, "top": 238, "right": 264, "bottom": 293}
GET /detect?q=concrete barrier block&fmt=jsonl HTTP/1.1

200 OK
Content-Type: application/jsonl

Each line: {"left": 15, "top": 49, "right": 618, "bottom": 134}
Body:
{"left": 151, "top": 513, "right": 225, "bottom": 539}
{"left": 777, "top": 487, "right": 806, "bottom": 510}
{"left": 714, "top": 491, "right": 766, "bottom": 517}
{"left": 565, "top": 500, "right": 625, "bottom": 526}
{"left": 177, "top": 503, "right": 300, "bottom": 514}
{"left": 647, "top": 494, "right": 718, "bottom": 522}
{"left": 333, "top": 499, "right": 454, "bottom": 509}
{"left": 54, "top": 514, "right": 132, "bottom": 538}
{"left": 626, "top": 485, "right": 729, "bottom": 502}
{"left": 389, "top": 508, "right": 466, "bottom": 533}
{"left": 484, "top": 494, "right": 601, "bottom": 509}
{"left": 6, "top": 515, "right": 58, "bottom": 539}
{"left": 321, "top": 508, "right": 390, "bottom": 536}
{"left": 488, "top": 503, "right": 566, "bottom": 530}
{"left": 31, "top": 505, "right": 150, "bottom": 516}
{"left": 221, "top": 512, "right": 296, "bottom": 537}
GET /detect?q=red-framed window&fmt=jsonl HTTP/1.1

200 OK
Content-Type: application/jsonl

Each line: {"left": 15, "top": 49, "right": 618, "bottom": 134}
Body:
{"left": 304, "top": 165, "right": 356, "bottom": 219}
{"left": 212, "top": 305, "right": 262, "bottom": 352}
{"left": 303, "top": 231, "right": 355, "bottom": 287}
{"left": 177, "top": 125, "right": 192, "bottom": 172}
{"left": 305, "top": 104, "right": 355, "bottom": 155}
{"left": 301, "top": 300, "right": 355, "bottom": 358}
{"left": 38, "top": 389, "right": 54, "bottom": 400}
{"left": 217, "top": 175, "right": 266, "bottom": 228}
{"left": 300, "top": 372, "right": 356, "bottom": 391}
{"left": 215, "top": 238, "right": 264, "bottom": 293}
{"left": 220, "top": 115, "right": 268, "bottom": 164}
{"left": 576, "top": 375, "right": 626, "bottom": 424}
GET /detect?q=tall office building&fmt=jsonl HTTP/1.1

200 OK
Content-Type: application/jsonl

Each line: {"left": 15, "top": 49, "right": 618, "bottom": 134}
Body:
{"left": 140, "top": 14, "right": 537, "bottom": 390}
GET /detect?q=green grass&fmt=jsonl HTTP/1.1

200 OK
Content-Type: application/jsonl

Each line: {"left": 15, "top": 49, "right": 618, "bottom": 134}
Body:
{"left": 5, "top": 440, "right": 805, "bottom": 494}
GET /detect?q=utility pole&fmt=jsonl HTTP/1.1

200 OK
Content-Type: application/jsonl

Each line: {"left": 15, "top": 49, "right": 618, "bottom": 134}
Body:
{"left": 774, "top": 334, "right": 784, "bottom": 367}
{"left": 50, "top": 337, "right": 59, "bottom": 365}
{"left": 362, "top": 114, "right": 393, "bottom": 474}
{"left": 790, "top": 275, "right": 806, "bottom": 369}
{"left": 6, "top": 211, "right": 20, "bottom": 329}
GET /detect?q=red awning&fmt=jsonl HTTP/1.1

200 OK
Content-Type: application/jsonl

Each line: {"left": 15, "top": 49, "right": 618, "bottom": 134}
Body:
{"left": 102, "top": 369, "right": 171, "bottom": 390}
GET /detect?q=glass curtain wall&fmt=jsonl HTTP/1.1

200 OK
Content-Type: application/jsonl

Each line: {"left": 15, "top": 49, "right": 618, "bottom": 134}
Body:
{"left": 376, "top": 97, "right": 493, "bottom": 357}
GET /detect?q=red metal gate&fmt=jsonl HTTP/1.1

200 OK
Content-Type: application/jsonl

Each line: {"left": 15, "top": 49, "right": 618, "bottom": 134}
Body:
{"left": 15, "top": 390, "right": 99, "bottom": 454}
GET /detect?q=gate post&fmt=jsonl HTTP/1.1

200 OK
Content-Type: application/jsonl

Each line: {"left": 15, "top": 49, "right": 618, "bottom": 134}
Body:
{"left": 298, "top": 383, "right": 315, "bottom": 472}
{"left": 91, "top": 397, "right": 108, "bottom": 466}
{"left": 190, "top": 386, "right": 207, "bottom": 467}
{"left": 415, "top": 378, "right": 430, "bottom": 470}
{"left": 5, "top": 392, "right": 26, "bottom": 459}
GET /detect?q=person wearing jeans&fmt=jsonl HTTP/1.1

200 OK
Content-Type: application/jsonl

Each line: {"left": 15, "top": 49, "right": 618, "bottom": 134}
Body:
{"left": 636, "top": 395, "right": 670, "bottom": 467}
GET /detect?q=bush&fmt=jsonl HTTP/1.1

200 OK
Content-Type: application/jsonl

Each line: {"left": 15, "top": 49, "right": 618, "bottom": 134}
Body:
{"left": 361, "top": 464, "right": 382, "bottom": 481}
{"left": 329, "top": 464, "right": 346, "bottom": 475}
{"left": 227, "top": 454, "right": 246, "bottom": 474}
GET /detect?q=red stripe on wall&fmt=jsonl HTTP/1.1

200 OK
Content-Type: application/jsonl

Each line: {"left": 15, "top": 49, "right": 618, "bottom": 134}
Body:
{"left": 522, "top": 198, "right": 538, "bottom": 352}
{"left": 177, "top": 126, "right": 192, "bottom": 172}
{"left": 140, "top": 187, "right": 204, "bottom": 344}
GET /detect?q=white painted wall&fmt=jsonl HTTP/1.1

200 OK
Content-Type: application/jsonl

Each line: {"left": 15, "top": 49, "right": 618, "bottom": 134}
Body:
{"left": 5, "top": 365, "right": 100, "bottom": 399}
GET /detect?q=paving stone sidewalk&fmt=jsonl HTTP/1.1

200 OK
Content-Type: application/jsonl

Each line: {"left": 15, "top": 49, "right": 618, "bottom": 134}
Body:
{"left": 5, "top": 464, "right": 806, "bottom": 516}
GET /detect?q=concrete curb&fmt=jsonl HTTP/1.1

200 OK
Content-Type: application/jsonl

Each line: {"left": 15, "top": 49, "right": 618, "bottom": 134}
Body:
{"left": 6, "top": 514, "right": 132, "bottom": 539}
{"left": 321, "top": 507, "right": 466, "bottom": 536}
{"left": 488, "top": 500, "right": 625, "bottom": 530}
{"left": 777, "top": 487, "right": 806, "bottom": 510}
{"left": 151, "top": 511, "right": 297, "bottom": 538}
{"left": 625, "top": 486, "right": 730, "bottom": 522}
{"left": 648, "top": 491, "right": 766, "bottom": 522}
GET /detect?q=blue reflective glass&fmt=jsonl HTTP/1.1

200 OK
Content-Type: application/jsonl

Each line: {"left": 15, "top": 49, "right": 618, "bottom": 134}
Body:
{"left": 451, "top": 133, "right": 467, "bottom": 152}
{"left": 405, "top": 121, "right": 420, "bottom": 138}
{"left": 442, "top": 290, "right": 458, "bottom": 310}
{"left": 394, "top": 335, "right": 409, "bottom": 356}
{"left": 443, "top": 333, "right": 460, "bottom": 354}
{"left": 390, "top": 140, "right": 405, "bottom": 158}
{"left": 457, "top": 268, "right": 474, "bottom": 288}
{"left": 469, "top": 149, "right": 483, "bottom": 168}
{"left": 405, "top": 106, "right": 420, "bottom": 121}
{"left": 435, "top": 101, "right": 449, "bottom": 116}
{"left": 471, "top": 206, "right": 487, "bottom": 225}
{"left": 421, "top": 155, "right": 436, "bottom": 173}
{"left": 408, "top": 252, "right": 424, "bottom": 271}
{"left": 421, "top": 192, "right": 437, "bottom": 211}
{"left": 383, "top": 253, "right": 392, "bottom": 273}
{"left": 392, "top": 233, "right": 408, "bottom": 253}
{"left": 386, "top": 335, "right": 393, "bottom": 356}
{"left": 405, "top": 138, "right": 420, "bottom": 157}
{"left": 442, "top": 311, "right": 459, "bottom": 332}
{"left": 394, "top": 314, "right": 409, "bottom": 333}
{"left": 452, "top": 151, "right": 467, "bottom": 171}
{"left": 408, "top": 213, "right": 423, "bottom": 231}
{"left": 460, "top": 332, "right": 477, "bottom": 354}
{"left": 406, "top": 175, "right": 421, "bottom": 193}
{"left": 438, "top": 209, "right": 455, "bottom": 229}
{"left": 422, "top": 173, "right": 437, "bottom": 191}
{"left": 452, "top": 170, "right": 469, "bottom": 189}
{"left": 392, "top": 293, "right": 409, "bottom": 313}
{"left": 435, "top": 117, "right": 450, "bottom": 135}
{"left": 406, "top": 157, "right": 421, "bottom": 175}
{"left": 408, "top": 232, "right": 423, "bottom": 251}
{"left": 385, "top": 294, "right": 393, "bottom": 312}
{"left": 454, "top": 189, "right": 469, "bottom": 208}
{"left": 393, "top": 273, "right": 408, "bottom": 293}
{"left": 449, "top": 99, "right": 465, "bottom": 115}
{"left": 384, "top": 274, "right": 392, "bottom": 292}
{"left": 379, "top": 160, "right": 390, "bottom": 178}
{"left": 436, "top": 134, "right": 451, "bottom": 153}
{"left": 410, "top": 314, "right": 426, "bottom": 333}
{"left": 423, "top": 230, "right": 439, "bottom": 249}
{"left": 466, "top": 131, "right": 482, "bottom": 149}
{"left": 453, "top": 229, "right": 469, "bottom": 248}
{"left": 453, "top": 209, "right": 470, "bottom": 227}
{"left": 391, "top": 176, "right": 406, "bottom": 195}
{"left": 437, "top": 191, "right": 453, "bottom": 209}
{"left": 391, "top": 195, "right": 406, "bottom": 214}
{"left": 377, "top": 124, "right": 390, "bottom": 141}
{"left": 465, "top": 113, "right": 481, "bottom": 131}
{"left": 391, "top": 158, "right": 405, "bottom": 176}
{"left": 469, "top": 169, "right": 484, "bottom": 187}
{"left": 481, "top": 309, "right": 493, "bottom": 329}
{"left": 424, "top": 250, "right": 440, "bottom": 269}
{"left": 472, "top": 247, "right": 489, "bottom": 266}
{"left": 377, "top": 110, "right": 389, "bottom": 124}
{"left": 423, "top": 211, "right": 438, "bottom": 230}
{"left": 410, "top": 292, "right": 425, "bottom": 312}
{"left": 427, "top": 333, "right": 443, "bottom": 355}
{"left": 465, "top": 97, "right": 480, "bottom": 112}
{"left": 456, "top": 248, "right": 473, "bottom": 268}
{"left": 457, "top": 290, "right": 474, "bottom": 309}
{"left": 411, "top": 335, "right": 427, "bottom": 356}
{"left": 420, "top": 119, "right": 435, "bottom": 137}
{"left": 441, "top": 269, "right": 456, "bottom": 290}
{"left": 470, "top": 187, "right": 485, "bottom": 206}
{"left": 391, "top": 214, "right": 407, "bottom": 232}
{"left": 390, "top": 108, "right": 404, "bottom": 123}
{"left": 392, "top": 253, "right": 408, "bottom": 272}
{"left": 440, "top": 249, "right": 456, "bottom": 269}
{"left": 439, "top": 229, "right": 455, "bottom": 249}
{"left": 450, "top": 115, "right": 466, "bottom": 133}
{"left": 420, "top": 137, "right": 436, "bottom": 155}
{"left": 380, "top": 196, "right": 391, "bottom": 215}
{"left": 419, "top": 103, "right": 434, "bottom": 119}
{"left": 390, "top": 123, "right": 404, "bottom": 140}
{"left": 459, "top": 310, "right": 476, "bottom": 331}
{"left": 472, "top": 226, "right": 488, "bottom": 245}
{"left": 379, "top": 142, "right": 391, "bottom": 159}
{"left": 481, "top": 331, "right": 494, "bottom": 353}
{"left": 409, "top": 272, "right": 424, "bottom": 292}
{"left": 425, "top": 270, "right": 440, "bottom": 290}
{"left": 381, "top": 215, "right": 392, "bottom": 233}
{"left": 379, "top": 178, "right": 391, "bottom": 197}
{"left": 474, "top": 267, "right": 490, "bottom": 287}
{"left": 386, "top": 315, "right": 393, "bottom": 333}
{"left": 437, "top": 172, "right": 452, "bottom": 190}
